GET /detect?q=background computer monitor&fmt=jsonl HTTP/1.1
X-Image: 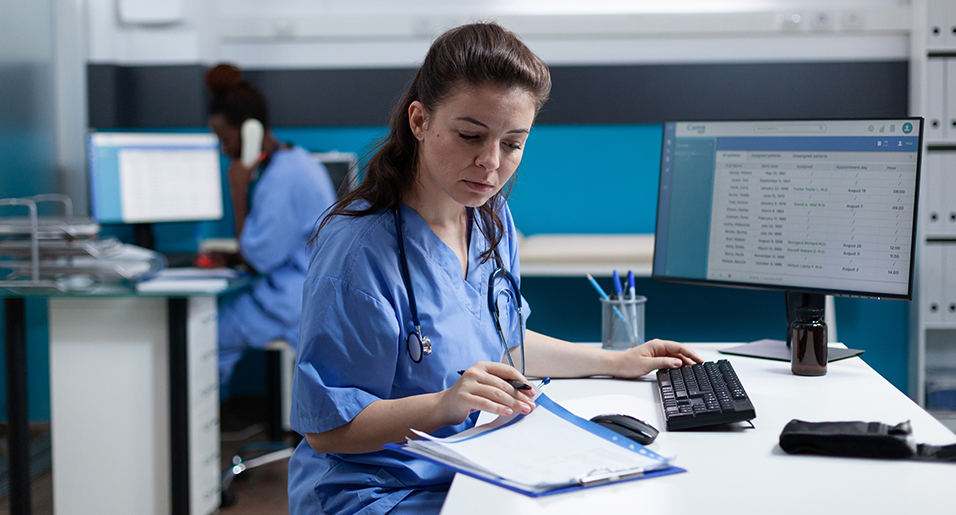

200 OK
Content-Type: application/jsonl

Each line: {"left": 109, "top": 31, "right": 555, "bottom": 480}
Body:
{"left": 652, "top": 118, "right": 923, "bottom": 341}
{"left": 88, "top": 131, "right": 224, "bottom": 224}
{"left": 313, "top": 151, "right": 358, "bottom": 198}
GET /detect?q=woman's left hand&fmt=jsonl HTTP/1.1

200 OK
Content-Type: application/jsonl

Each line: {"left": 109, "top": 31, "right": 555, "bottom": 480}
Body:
{"left": 610, "top": 339, "right": 703, "bottom": 379}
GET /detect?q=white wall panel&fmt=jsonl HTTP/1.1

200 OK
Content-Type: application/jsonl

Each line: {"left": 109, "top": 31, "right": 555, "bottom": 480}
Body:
{"left": 86, "top": 0, "right": 912, "bottom": 67}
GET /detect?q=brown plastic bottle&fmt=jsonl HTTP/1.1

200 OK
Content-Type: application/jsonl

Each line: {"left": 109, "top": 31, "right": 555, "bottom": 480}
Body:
{"left": 791, "top": 307, "right": 827, "bottom": 376}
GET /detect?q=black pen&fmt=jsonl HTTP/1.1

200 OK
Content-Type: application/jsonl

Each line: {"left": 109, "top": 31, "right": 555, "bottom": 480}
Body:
{"left": 457, "top": 370, "right": 532, "bottom": 391}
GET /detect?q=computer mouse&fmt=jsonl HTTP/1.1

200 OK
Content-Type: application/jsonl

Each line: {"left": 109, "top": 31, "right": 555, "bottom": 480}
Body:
{"left": 589, "top": 414, "right": 659, "bottom": 445}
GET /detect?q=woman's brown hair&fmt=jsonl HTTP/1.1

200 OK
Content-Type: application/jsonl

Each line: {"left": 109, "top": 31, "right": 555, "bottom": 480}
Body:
{"left": 314, "top": 22, "right": 551, "bottom": 262}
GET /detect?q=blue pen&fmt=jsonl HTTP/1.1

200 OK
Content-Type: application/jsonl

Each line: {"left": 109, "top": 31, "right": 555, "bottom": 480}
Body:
{"left": 612, "top": 270, "right": 624, "bottom": 299}
{"left": 586, "top": 274, "right": 631, "bottom": 329}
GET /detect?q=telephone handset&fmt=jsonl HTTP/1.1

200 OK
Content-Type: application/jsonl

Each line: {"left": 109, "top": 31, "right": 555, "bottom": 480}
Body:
{"left": 240, "top": 118, "right": 264, "bottom": 168}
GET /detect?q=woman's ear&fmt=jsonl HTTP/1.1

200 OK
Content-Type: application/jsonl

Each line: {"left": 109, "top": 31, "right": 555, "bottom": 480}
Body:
{"left": 408, "top": 101, "right": 428, "bottom": 141}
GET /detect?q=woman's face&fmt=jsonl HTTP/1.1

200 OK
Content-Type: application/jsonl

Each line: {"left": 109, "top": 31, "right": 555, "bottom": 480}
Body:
{"left": 209, "top": 114, "right": 241, "bottom": 161}
{"left": 409, "top": 85, "right": 537, "bottom": 210}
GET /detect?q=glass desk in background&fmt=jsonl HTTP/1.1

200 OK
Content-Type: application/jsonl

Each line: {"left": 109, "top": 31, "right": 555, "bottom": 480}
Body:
{"left": 2, "top": 277, "right": 248, "bottom": 515}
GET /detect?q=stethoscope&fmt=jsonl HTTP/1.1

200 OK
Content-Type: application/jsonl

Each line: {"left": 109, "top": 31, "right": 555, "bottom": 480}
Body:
{"left": 394, "top": 207, "right": 526, "bottom": 374}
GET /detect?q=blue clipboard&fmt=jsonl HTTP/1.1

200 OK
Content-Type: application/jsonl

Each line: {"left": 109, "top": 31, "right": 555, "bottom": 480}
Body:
{"left": 384, "top": 394, "right": 685, "bottom": 497}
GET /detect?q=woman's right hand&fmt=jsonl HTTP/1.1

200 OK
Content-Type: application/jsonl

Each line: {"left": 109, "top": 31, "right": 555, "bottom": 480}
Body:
{"left": 438, "top": 362, "right": 536, "bottom": 426}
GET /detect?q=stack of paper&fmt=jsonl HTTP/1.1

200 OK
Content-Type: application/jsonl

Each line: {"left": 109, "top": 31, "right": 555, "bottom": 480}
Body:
{"left": 386, "top": 394, "right": 682, "bottom": 496}
{"left": 135, "top": 267, "right": 240, "bottom": 293}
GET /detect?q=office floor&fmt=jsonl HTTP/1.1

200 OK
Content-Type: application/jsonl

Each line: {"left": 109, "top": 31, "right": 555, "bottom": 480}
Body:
{"left": 0, "top": 397, "right": 291, "bottom": 515}
{"left": 220, "top": 396, "right": 291, "bottom": 514}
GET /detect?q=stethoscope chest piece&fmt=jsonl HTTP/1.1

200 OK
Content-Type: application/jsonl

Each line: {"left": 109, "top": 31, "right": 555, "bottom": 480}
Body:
{"left": 407, "top": 328, "right": 432, "bottom": 364}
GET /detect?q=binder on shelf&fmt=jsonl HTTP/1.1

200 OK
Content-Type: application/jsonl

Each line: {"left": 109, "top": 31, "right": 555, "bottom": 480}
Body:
{"left": 947, "top": 0, "right": 956, "bottom": 51}
{"left": 944, "top": 153, "right": 956, "bottom": 237}
{"left": 949, "top": 61, "right": 956, "bottom": 142}
{"left": 924, "top": 243, "right": 945, "bottom": 324}
{"left": 927, "top": 58, "right": 946, "bottom": 141}
{"left": 927, "top": 0, "right": 946, "bottom": 51}
{"left": 384, "top": 394, "right": 683, "bottom": 497}
{"left": 945, "top": 245, "right": 956, "bottom": 323}
{"left": 923, "top": 153, "right": 943, "bottom": 234}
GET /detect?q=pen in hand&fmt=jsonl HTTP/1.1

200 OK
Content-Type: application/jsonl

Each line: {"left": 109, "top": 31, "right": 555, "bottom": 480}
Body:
{"left": 457, "top": 370, "right": 532, "bottom": 391}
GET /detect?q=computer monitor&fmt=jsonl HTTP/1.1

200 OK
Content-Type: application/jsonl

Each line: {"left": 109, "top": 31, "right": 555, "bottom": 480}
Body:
{"left": 88, "top": 131, "right": 224, "bottom": 224}
{"left": 653, "top": 118, "right": 923, "bottom": 343}
{"left": 313, "top": 151, "right": 358, "bottom": 197}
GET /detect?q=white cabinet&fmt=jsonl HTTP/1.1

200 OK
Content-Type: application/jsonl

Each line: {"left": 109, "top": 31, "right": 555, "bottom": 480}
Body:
{"left": 910, "top": 0, "right": 956, "bottom": 433}
{"left": 49, "top": 295, "right": 220, "bottom": 515}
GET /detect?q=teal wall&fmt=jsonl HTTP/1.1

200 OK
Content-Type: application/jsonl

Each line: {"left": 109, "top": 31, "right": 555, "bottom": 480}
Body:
{"left": 0, "top": 0, "right": 57, "bottom": 422}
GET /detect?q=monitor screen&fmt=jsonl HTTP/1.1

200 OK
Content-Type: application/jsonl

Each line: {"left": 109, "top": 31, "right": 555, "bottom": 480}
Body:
{"left": 88, "top": 132, "right": 224, "bottom": 223}
{"left": 653, "top": 118, "right": 923, "bottom": 301}
{"left": 313, "top": 151, "right": 358, "bottom": 197}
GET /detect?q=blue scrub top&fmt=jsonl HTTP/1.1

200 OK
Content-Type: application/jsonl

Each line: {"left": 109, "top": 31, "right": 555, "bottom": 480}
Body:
{"left": 218, "top": 146, "right": 336, "bottom": 383}
{"left": 289, "top": 201, "right": 529, "bottom": 515}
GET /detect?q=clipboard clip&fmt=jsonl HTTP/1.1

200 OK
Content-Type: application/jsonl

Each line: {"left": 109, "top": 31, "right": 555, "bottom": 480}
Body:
{"left": 576, "top": 466, "right": 645, "bottom": 487}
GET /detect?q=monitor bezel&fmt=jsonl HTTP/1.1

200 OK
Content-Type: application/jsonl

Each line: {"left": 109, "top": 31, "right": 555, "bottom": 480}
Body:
{"left": 651, "top": 116, "right": 924, "bottom": 302}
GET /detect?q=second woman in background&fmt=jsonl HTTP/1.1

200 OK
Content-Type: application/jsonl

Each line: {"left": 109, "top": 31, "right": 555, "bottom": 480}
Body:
{"left": 205, "top": 64, "right": 338, "bottom": 386}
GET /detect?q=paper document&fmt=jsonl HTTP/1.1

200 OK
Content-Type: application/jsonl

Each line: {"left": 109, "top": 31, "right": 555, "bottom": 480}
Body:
{"left": 387, "top": 394, "right": 681, "bottom": 496}
{"left": 135, "top": 267, "right": 238, "bottom": 293}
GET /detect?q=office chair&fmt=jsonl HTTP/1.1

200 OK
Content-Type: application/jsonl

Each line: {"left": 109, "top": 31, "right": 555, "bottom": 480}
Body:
{"left": 220, "top": 340, "right": 298, "bottom": 508}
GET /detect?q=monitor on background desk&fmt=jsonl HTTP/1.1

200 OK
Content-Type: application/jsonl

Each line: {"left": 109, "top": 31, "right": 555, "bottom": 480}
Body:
{"left": 652, "top": 119, "right": 923, "bottom": 355}
{"left": 313, "top": 151, "right": 358, "bottom": 197}
{"left": 88, "top": 131, "right": 224, "bottom": 248}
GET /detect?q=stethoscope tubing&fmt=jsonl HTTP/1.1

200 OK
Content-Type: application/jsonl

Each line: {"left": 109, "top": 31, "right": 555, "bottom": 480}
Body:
{"left": 394, "top": 207, "right": 523, "bottom": 372}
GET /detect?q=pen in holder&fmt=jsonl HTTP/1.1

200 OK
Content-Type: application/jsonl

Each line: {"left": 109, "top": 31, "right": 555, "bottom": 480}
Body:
{"left": 600, "top": 295, "right": 646, "bottom": 350}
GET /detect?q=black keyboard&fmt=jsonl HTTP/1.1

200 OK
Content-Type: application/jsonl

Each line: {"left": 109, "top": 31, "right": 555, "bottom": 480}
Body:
{"left": 656, "top": 360, "right": 756, "bottom": 430}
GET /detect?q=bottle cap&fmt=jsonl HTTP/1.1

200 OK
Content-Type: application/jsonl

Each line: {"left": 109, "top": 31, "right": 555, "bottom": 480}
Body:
{"left": 795, "top": 307, "right": 825, "bottom": 320}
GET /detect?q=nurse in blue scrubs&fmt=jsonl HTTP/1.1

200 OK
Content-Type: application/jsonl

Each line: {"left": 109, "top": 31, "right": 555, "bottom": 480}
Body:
{"left": 205, "top": 64, "right": 337, "bottom": 385}
{"left": 289, "top": 23, "right": 702, "bottom": 514}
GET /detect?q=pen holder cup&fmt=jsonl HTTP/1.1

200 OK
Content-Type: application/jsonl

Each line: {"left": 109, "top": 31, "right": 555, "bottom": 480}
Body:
{"left": 600, "top": 296, "right": 646, "bottom": 350}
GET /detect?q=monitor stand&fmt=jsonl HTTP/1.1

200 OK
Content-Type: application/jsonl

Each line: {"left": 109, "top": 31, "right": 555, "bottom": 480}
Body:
{"left": 133, "top": 223, "right": 155, "bottom": 250}
{"left": 719, "top": 291, "right": 864, "bottom": 362}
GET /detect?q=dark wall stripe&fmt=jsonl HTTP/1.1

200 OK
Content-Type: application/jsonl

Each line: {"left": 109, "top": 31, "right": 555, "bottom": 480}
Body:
{"left": 244, "top": 68, "right": 416, "bottom": 127}
{"left": 88, "top": 61, "right": 908, "bottom": 128}
{"left": 88, "top": 65, "right": 208, "bottom": 128}
{"left": 540, "top": 61, "right": 909, "bottom": 123}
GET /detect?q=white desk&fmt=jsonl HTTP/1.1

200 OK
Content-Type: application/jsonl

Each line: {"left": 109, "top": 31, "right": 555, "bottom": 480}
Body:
{"left": 518, "top": 234, "right": 654, "bottom": 277}
{"left": 441, "top": 343, "right": 956, "bottom": 514}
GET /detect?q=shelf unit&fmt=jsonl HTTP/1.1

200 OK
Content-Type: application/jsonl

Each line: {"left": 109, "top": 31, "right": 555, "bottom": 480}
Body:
{"left": 909, "top": 0, "right": 956, "bottom": 433}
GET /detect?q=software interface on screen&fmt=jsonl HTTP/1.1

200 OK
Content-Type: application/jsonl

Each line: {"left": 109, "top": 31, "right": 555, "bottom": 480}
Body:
{"left": 88, "top": 132, "right": 224, "bottom": 224}
{"left": 653, "top": 119, "right": 922, "bottom": 299}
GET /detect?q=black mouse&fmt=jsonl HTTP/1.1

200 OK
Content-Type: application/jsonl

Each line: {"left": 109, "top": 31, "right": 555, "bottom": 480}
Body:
{"left": 589, "top": 414, "right": 659, "bottom": 445}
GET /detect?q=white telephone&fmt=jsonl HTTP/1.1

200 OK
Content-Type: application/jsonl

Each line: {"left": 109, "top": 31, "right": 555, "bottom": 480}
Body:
{"left": 240, "top": 118, "right": 264, "bottom": 167}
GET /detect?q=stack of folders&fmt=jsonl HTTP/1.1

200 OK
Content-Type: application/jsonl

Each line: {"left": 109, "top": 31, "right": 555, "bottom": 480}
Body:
{"left": 385, "top": 394, "right": 683, "bottom": 497}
